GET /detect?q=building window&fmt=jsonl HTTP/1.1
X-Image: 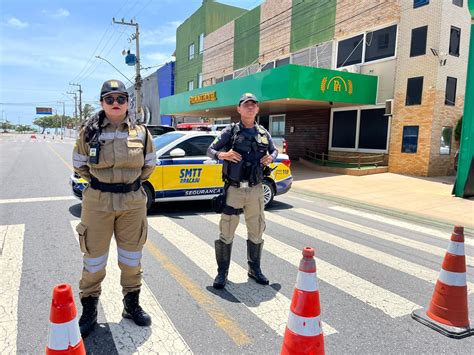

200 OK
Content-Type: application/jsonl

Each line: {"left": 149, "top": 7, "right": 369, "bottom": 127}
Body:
{"left": 410, "top": 26, "right": 428, "bottom": 57}
{"left": 223, "top": 74, "right": 233, "bottom": 81}
{"left": 198, "top": 73, "right": 203, "bottom": 88}
{"left": 199, "top": 33, "right": 204, "bottom": 54}
{"left": 331, "top": 110, "right": 358, "bottom": 149}
{"left": 405, "top": 77, "right": 423, "bottom": 105}
{"left": 336, "top": 25, "right": 397, "bottom": 67}
{"left": 402, "top": 126, "right": 419, "bottom": 153}
{"left": 188, "top": 80, "right": 194, "bottom": 91}
{"left": 261, "top": 62, "right": 275, "bottom": 71}
{"left": 188, "top": 43, "right": 195, "bottom": 60}
{"left": 440, "top": 127, "right": 453, "bottom": 155}
{"left": 449, "top": 26, "right": 461, "bottom": 56}
{"left": 337, "top": 34, "right": 364, "bottom": 67}
{"left": 216, "top": 77, "right": 223, "bottom": 84}
{"left": 364, "top": 25, "right": 397, "bottom": 62}
{"left": 358, "top": 108, "right": 389, "bottom": 150}
{"left": 445, "top": 76, "right": 457, "bottom": 106}
{"left": 453, "top": 0, "right": 463, "bottom": 7}
{"left": 414, "top": 0, "right": 429, "bottom": 8}
{"left": 275, "top": 57, "right": 290, "bottom": 67}
{"left": 269, "top": 114, "right": 285, "bottom": 137}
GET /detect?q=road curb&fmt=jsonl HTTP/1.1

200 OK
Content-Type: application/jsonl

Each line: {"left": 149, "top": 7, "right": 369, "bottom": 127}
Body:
{"left": 290, "top": 187, "right": 474, "bottom": 236}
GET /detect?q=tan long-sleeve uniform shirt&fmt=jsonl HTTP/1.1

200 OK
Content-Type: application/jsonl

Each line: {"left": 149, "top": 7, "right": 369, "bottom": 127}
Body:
{"left": 73, "top": 115, "right": 156, "bottom": 212}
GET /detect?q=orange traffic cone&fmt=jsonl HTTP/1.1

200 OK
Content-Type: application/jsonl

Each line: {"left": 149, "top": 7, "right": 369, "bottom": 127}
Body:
{"left": 46, "top": 284, "right": 86, "bottom": 354}
{"left": 412, "top": 226, "right": 473, "bottom": 339}
{"left": 281, "top": 247, "right": 324, "bottom": 355}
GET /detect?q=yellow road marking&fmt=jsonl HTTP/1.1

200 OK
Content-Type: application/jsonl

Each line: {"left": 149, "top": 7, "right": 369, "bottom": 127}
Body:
{"left": 145, "top": 240, "right": 251, "bottom": 346}
{"left": 47, "top": 144, "right": 74, "bottom": 172}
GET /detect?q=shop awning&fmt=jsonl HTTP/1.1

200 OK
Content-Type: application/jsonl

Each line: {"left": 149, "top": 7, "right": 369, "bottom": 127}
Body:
{"left": 160, "top": 64, "right": 378, "bottom": 117}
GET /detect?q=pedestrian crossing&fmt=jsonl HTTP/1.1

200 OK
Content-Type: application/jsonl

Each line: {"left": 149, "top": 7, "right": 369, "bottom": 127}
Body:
{"left": 1, "top": 204, "right": 473, "bottom": 353}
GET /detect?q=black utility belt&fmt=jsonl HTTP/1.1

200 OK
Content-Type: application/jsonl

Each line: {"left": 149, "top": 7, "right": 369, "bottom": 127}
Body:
{"left": 90, "top": 177, "right": 141, "bottom": 193}
{"left": 226, "top": 180, "right": 260, "bottom": 188}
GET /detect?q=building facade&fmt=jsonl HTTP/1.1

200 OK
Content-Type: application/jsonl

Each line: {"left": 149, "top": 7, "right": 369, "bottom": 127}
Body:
{"left": 162, "top": 0, "right": 471, "bottom": 176}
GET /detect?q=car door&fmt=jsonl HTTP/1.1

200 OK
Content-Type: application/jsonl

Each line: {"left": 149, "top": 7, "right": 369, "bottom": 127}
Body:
{"left": 162, "top": 135, "right": 219, "bottom": 199}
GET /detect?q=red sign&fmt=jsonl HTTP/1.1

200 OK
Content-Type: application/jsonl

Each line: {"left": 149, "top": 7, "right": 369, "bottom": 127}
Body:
{"left": 36, "top": 107, "right": 52, "bottom": 115}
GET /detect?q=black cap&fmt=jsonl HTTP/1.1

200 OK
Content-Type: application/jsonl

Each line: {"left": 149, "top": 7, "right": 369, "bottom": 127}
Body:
{"left": 100, "top": 79, "right": 128, "bottom": 98}
{"left": 239, "top": 93, "right": 258, "bottom": 105}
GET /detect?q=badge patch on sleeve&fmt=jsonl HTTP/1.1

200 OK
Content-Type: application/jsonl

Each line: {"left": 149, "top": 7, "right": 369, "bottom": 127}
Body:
{"left": 90, "top": 148, "right": 97, "bottom": 157}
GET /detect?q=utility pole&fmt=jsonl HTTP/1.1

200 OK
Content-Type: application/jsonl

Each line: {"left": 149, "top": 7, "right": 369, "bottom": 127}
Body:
{"left": 57, "top": 101, "right": 65, "bottom": 139}
{"left": 112, "top": 17, "right": 142, "bottom": 121}
{"left": 67, "top": 91, "right": 78, "bottom": 123}
{"left": 69, "top": 83, "right": 83, "bottom": 122}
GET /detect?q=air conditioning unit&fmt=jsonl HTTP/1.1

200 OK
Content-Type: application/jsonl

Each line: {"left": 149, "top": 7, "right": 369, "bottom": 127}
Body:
{"left": 385, "top": 99, "right": 394, "bottom": 116}
{"left": 340, "top": 64, "right": 360, "bottom": 74}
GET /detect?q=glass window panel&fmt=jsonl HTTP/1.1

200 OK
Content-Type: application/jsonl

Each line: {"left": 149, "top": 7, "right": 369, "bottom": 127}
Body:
{"left": 405, "top": 76, "right": 424, "bottom": 105}
{"left": 188, "top": 43, "right": 195, "bottom": 60}
{"left": 276, "top": 57, "right": 290, "bottom": 67}
{"left": 199, "top": 33, "right": 204, "bottom": 54}
{"left": 262, "top": 62, "right": 275, "bottom": 71}
{"left": 173, "top": 136, "right": 215, "bottom": 156}
{"left": 188, "top": 80, "right": 194, "bottom": 91}
{"left": 414, "top": 0, "right": 429, "bottom": 8}
{"left": 440, "top": 126, "right": 453, "bottom": 155}
{"left": 331, "top": 110, "right": 357, "bottom": 148}
{"left": 358, "top": 108, "right": 389, "bottom": 150}
{"left": 410, "top": 26, "right": 428, "bottom": 57}
{"left": 223, "top": 74, "right": 233, "bottom": 81}
{"left": 445, "top": 77, "right": 457, "bottom": 106}
{"left": 337, "top": 34, "right": 363, "bottom": 67}
{"left": 270, "top": 115, "right": 285, "bottom": 137}
{"left": 365, "top": 25, "right": 397, "bottom": 62}
{"left": 402, "top": 126, "right": 419, "bottom": 153}
{"left": 453, "top": 0, "right": 463, "bottom": 7}
{"left": 449, "top": 26, "right": 460, "bottom": 56}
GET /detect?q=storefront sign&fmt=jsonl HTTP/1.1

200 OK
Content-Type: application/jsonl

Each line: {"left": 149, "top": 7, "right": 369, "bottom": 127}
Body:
{"left": 320, "top": 76, "right": 353, "bottom": 95}
{"left": 189, "top": 91, "right": 217, "bottom": 104}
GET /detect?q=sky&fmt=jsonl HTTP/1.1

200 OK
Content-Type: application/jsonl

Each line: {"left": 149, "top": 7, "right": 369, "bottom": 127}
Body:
{"left": 0, "top": 0, "right": 263, "bottom": 127}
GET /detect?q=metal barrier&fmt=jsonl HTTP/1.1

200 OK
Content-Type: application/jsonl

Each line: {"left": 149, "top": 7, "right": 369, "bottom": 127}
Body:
{"left": 305, "top": 149, "right": 385, "bottom": 169}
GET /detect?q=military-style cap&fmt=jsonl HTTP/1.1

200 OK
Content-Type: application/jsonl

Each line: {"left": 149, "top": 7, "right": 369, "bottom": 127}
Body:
{"left": 239, "top": 93, "right": 258, "bottom": 105}
{"left": 100, "top": 79, "right": 128, "bottom": 98}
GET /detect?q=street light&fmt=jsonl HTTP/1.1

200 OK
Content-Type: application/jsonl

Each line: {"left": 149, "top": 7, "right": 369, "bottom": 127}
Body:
{"left": 95, "top": 56, "right": 134, "bottom": 85}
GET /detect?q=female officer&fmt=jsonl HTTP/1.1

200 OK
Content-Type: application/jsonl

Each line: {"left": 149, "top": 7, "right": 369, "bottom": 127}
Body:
{"left": 72, "top": 79, "right": 156, "bottom": 337}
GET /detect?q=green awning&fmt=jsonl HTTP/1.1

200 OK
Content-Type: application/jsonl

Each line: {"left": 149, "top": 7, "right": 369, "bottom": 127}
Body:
{"left": 160, "top": 64, "right": 378, "bottom": 117}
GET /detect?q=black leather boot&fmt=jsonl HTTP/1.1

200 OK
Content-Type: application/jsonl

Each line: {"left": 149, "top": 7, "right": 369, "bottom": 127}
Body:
{"left": 79, "top": 296, "right": 98, "bottom": 338}
{"left": 247, "top": 240, "right": 269, "bottom": 285}
{"left": 122, "top": 290, "right": 152, "bottom": 326}
{"left": 213, "top": 240, "right": 233, "bottom": 289}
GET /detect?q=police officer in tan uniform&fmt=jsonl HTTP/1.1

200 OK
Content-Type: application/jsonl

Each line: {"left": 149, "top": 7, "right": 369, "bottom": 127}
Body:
{"left": 72, "top": 79, "right": 156, "bottom": 337}
{"left": 207, "top": 93, "right": 278, "bottom": 289}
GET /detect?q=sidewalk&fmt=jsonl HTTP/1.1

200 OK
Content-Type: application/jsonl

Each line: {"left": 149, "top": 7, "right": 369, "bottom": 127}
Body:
{"left": 289, "top": 161, "right": 474, "bottom": 230}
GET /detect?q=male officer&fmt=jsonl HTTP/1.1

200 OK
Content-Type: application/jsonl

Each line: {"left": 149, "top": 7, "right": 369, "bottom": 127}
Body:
{"left": 72, "top": 79, "right": 156, "bottom": 337}
{"left": 207, "top": 93, "right": 278, "bottom": 289}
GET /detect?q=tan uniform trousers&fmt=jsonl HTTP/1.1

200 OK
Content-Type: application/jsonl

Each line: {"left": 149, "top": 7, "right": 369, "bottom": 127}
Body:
{"left": 219, "top": 183, "right": 266, "bottom": 245}
{"left": 76, "top": 205, "right": 148, "bottom": 298}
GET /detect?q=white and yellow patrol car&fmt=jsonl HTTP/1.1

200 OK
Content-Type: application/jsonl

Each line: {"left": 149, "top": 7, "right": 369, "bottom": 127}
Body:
{"left": 70, "top": 131, "right": 293, "bottom": 209}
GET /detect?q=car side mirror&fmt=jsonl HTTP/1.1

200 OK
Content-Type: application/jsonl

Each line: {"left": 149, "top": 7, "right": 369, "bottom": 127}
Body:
{"left": 169, "top": 148, "right": 186, "bottom": 157}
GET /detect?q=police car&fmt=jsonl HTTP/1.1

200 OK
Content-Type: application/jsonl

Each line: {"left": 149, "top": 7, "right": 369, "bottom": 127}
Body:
{"left": 70, "top": 131, "right": 293, "bottom": 209}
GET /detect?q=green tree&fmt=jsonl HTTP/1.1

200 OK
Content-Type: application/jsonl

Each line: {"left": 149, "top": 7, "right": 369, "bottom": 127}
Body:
{"left": 15, "top": 124, "right": 32, "bottom": 133}
{"left": 82, "top": 104, "right": 94, "bottom": 121}
{"left": 0, "top": 119, "right": 15, "bottom": 132}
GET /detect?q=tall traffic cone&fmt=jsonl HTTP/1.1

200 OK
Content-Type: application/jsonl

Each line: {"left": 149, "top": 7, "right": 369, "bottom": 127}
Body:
{"left": 281, "top": 247, "right": 324, "bottom": 355}
{"left": 412, "top": 226, "right": 473, "bottom": 339}
{"left": 46, "top": 283, "right": 86, "bottom": 354}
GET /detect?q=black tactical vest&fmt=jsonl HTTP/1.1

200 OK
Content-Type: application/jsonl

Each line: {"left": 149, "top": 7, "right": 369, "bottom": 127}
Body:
{"left": 223, "top": 123, "right": 270, "bottom": 184}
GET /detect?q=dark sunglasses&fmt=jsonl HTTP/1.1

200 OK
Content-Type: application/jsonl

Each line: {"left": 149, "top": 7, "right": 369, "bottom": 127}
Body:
{"left": 103, "top": 95, "right": 128, "bottom": 105}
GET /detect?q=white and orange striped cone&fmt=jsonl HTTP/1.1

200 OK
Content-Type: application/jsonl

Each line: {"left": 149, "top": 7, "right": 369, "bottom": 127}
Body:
{"left": 46, "top": 283, "right": 86, "bottom": 354}
{"left": 412, "top": 226, "right": 473, "bottom": 339}
{"left": 281, "top": 247, "right": 324, "bottom": 355}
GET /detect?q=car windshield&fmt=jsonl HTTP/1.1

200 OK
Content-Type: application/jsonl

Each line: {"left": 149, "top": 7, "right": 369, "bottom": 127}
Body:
{"left": 153, "top": 133, "right": 186, "bottom": 151}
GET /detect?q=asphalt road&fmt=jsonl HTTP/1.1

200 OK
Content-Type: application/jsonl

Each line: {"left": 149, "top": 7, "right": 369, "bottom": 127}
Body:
{"left": 0, "top": 133, "right": 473, "bottom": 354}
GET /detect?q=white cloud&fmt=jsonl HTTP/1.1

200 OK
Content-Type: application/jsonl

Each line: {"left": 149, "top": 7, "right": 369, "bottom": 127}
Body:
{"left": 6, "top": 17, "right": 29, "bottom": 29}
{"left": 52, "top": 9, "right": 70, "bottom": 18}
{"left": 141, "top": 21, "right": 181, "bottom": 46}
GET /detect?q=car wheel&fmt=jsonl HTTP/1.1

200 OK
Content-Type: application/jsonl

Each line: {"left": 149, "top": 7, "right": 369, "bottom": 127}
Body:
{"left": 262, "top": 180, "right": 275, "bottom": 208}
{"left": 143, "top": 183, "right": 154, "bottom": 210}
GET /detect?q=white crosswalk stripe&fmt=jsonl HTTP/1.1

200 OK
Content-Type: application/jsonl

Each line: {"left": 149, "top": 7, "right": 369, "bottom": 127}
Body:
{"left": 265, "top": 212, "right": 474, "bottom": 294}
{"left": 147, "top": 216, "right": 338, "bottom": 337}
{"left": 70, "top": 221, "right": 191, "bottom": 354}
{"left": 294, "top": 208, "right": 474, "bottom": 266}
{"left": 0, "top": 224, "right": 25, "bottom": 355}
{"left": 203, "top": 214, "right": 421, "bottom": 319}
{"left": 330, "top": 205, "right": 474, "bottom": 247}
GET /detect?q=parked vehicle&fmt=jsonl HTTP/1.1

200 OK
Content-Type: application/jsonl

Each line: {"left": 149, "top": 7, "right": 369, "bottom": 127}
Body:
{"left": 70, "top": 131, "right": 293, "bottom": 209}
{"left": 145, "top": 124, "right": 175, "bottom": 137}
